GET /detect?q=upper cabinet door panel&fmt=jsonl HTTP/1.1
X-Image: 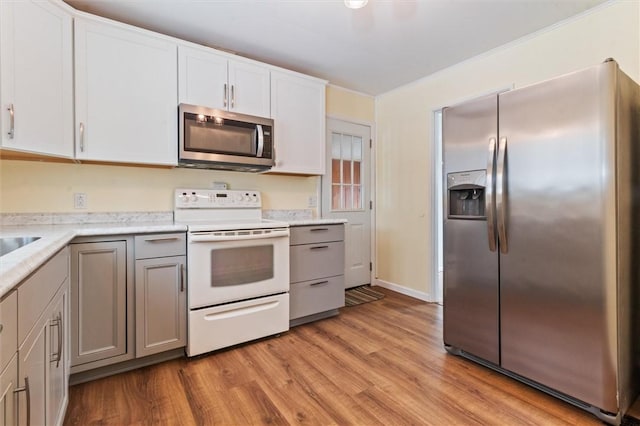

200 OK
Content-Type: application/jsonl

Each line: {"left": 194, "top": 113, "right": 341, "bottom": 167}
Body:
{"left": 178, "top": 45, "right": 228, "bottom": 111}
{"left": 0, "top": 1, "right": 73, "bottom": 158}
{"left": 74, "top": 17, "right": 178, "bottom": 165}
{"left": 178, "top": 44, "right": 270, "bottom": 117}
{"left": 269, "top": 70, "right": 326, "bottom": 175}
{"left": 228, "top": 60, "right": 270, "bottom": 117}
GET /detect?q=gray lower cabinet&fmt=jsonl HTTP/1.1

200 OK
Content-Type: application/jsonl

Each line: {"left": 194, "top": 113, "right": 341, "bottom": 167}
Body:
{"left": 70, "top": 233, "right": 186, "bottom": 379}
{"left": 134, "top": 233, "right": 186, "bottom": 357}
{"left": 289, "top": 224, "right": 345, "bottom": 325}
{"left": 0, "top": 355, "right": 17, "bottom": 426}
{"left": 0, "top": 290, "right": 17, "bottom": 426}
{"left": 15, "top": 247, "right": 70, "bottom": 426}
{"left": 70, "top": 238, "right": 134, "bottom": 372}
{"left": 47, "top": 289, "right": 68, "bottom": 426}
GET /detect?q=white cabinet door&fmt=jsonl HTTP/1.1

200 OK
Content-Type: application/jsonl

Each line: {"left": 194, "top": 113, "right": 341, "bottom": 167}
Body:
{"left": 135, "top": 256, "right": 187, "bottom": 357}
{"left": 228, "top": 60, "right": 270, "bottom": 117}
{"left": 178, "top": 45, "right": 228, "bottom": 111}
{"left": 269, "top": 70, "right": 326, "bottom": 175}
{"left": 178, "top": 45, "right": 270, "bottom": 117}
{"left": 0, "top": 0, "right": 73, "bottom": 158}
{"left": 75, "top": 17, "right": 178, "bottom": 165}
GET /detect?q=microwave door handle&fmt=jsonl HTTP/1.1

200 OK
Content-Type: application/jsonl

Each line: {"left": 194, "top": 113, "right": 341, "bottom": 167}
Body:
{"left": 256, "top": 124, "right": 265, "bottom": 157}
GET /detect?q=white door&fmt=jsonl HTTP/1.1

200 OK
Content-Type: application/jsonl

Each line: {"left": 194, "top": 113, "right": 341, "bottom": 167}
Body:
{"left": 322, "top": 118, "right": 371, "bottom": 289}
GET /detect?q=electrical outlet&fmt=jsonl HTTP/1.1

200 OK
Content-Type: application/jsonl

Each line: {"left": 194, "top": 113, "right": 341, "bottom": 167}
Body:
{"left": 307, "top": 195, "right": 317, "bottom": 208}
{"left": 74, "top": 193, "right": 87, "bottom": 209}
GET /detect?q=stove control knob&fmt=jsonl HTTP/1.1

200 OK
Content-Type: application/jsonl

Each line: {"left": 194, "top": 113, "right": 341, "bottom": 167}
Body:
{"left": 180, "top": 193, "right": 189, "bottom": 203}
{"left": 235, "top": 193, "right": 243, "bottom": 202}
{"left": 190, "top": 193, "right": 198, "bottom": 202}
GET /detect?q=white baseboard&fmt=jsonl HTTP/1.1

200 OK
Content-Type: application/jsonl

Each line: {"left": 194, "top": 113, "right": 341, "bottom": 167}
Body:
{"left": 373, "top": 278, "right": 433, "bottom": 302}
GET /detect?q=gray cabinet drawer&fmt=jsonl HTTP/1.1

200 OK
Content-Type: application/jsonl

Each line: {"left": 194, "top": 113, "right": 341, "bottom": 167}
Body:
{"left": 290, "top": 275, "right": 344, "bottom": 320}
{"left": 134, "top": 233, "right": 186, "bottom": 259}
{"left": 0, "top": 291, "right": 17, "bottom": 372}
{"left": 18, "top": 247, "right": 69, "bottom": 344}
{"left": 290, "top": 224, "right": 344, "bottom": 245}
{"left": 290, "top": 241, "right": 344, "bottom": 283}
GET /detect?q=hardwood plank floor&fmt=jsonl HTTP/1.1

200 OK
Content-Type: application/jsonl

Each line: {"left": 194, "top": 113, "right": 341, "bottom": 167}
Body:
{"left": 64, "top": 288, "right": 603, "bottom": 425}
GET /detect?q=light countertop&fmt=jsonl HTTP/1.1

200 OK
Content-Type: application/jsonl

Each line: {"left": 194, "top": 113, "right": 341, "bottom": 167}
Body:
{"left": 287, "top": 218, "right": 348, "bottom": 226}
{"left": 0, "top": 221, "right": 186, "bottom": 299}
{"left": 0, "top": 214, "right": 347, "bottom": 299}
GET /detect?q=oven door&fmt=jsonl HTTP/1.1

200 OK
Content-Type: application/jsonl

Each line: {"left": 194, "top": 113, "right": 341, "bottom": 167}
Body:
{"left": 187, "top": 229, "right": 289, "bottom": 308}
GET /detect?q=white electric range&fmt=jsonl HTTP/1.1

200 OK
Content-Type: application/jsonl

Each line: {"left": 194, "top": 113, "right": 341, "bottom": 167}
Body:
{"left": 174, "top": 188, "right": 290, "bottom": 356}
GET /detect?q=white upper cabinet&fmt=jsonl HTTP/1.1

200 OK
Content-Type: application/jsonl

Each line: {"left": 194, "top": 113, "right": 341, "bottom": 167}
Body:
{"left": 269, "top": 70, "right": 327, "bottom": 175}
{"left": 178, "top": 45, "right": 270, "bottom": 117}
{"left": 74, "top": 16, "right": 178, "bottom": 166}
{"left": 0, "top": 0, "right": 74, "bottom": 158}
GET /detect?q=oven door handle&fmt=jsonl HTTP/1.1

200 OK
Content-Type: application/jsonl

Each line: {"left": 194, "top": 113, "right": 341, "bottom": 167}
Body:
{"left": 189, "top": 229, "right": 289, "bottom": 242}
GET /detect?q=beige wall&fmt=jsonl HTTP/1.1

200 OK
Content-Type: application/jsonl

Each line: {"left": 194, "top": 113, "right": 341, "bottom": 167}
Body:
{"left": 0, "top": 85, "right": 371, "bottom": 214}
{"left": 326, "top": 85, "right": 375, "bottom": 124}
{"left": 375, "top": 0, "right": 640, "bottom": 298}
{"left": 0, "top": 160, "right": 318, "bottom": 212}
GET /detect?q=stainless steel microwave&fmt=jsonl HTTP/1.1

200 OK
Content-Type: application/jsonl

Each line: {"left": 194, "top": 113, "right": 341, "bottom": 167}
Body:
{"left": 178, "top": 103, "right": 274, "bottom": 172}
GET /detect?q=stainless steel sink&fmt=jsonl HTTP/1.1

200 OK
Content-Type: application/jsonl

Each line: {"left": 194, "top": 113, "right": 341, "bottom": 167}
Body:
{"left": 0, "top": 237, "right": 41, "bottom": 256}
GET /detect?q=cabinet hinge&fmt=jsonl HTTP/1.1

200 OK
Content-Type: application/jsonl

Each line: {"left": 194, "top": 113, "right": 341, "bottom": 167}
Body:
{"left": 370, "top": 200, "right": 373, "bottom": 210}
{"left": 369, "top": 262, "right": 373, "bottom": 272}
{"left": 370, "top": 139, "right": 372, "bottom": 148}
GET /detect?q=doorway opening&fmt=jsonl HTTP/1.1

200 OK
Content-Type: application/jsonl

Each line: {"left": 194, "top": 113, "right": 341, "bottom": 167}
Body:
{"left": 433, "top": 109, "right": 444, "bottom": 304}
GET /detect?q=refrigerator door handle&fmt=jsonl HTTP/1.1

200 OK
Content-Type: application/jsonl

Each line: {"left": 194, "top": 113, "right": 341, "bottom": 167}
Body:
{"left": 486, "top": 137, "right": 497, "bottom": 252}
{"left": 496, "top": 136, "right": 508, "bottom": 253}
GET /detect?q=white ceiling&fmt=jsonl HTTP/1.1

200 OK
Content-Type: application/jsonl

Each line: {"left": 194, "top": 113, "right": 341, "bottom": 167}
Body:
{"left": 64, "top": 0, "right": 607, "bottom": 95}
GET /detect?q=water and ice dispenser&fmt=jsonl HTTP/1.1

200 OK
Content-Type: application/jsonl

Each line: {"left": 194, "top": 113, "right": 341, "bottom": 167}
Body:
{"left": 447, "top": 170, "right": 486, "bottom": 219}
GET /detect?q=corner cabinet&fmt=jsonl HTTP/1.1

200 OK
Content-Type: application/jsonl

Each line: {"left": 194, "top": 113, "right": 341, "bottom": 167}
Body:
{"left": 0, "top": 291, "right": 17, "bottom": 426}
{"left": 15, "top": 247, "right": 70, "bottom": 426}
{"left": 134, "top": 234, "right": 187, "bottom": 358}
{"left": 269, "top": 70, "right": 327, "bottom": 175}
{"left": 0, "top": 0, "right": 74, "bottom": 158}
{"left": 289, "top": 225, "right": 345, "bottom": 326}
{"left": 74, "top": 16, "right": 178, "bottom": 166}
{"left": 178, "top": 45, "right": 271, "bottom": 117}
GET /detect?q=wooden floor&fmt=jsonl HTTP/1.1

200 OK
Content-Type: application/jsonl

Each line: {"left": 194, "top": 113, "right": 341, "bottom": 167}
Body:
{"left": 64, "top": 288, "right": 604, "bottom": 425}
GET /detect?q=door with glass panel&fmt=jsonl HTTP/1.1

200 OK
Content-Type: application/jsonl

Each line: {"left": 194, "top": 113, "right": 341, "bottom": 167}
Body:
{"left": 322, "top": 118, "right": 372, "bottom": 289}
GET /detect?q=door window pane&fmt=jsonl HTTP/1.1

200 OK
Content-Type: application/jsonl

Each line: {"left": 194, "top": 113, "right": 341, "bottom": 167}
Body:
{"left": 331, "top": 131, "right": 364, "bottom": 211}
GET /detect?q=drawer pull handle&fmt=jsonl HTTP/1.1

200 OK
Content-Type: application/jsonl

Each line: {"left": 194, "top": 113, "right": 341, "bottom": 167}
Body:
{"left": 310, "top": 245, "right": 329, "bottom": 250}
{"left": 0, "top": 324, "right": 3, "bottom": 333}
{"left": 145, "top": 237, "right": 181, "bottom": 243}
{"left": 310, "top": 280, "right": 329, "bottom": 287}
{"left": 310, "top": 228, "right": 329, "bottom": 232}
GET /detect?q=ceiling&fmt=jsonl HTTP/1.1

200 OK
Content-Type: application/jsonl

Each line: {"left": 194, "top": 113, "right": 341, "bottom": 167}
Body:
{"left": 64, "top": 0, "right": 607, "bottom": 96}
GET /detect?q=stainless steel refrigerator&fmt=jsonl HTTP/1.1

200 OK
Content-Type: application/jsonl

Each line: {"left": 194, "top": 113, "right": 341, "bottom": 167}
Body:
{"left": 442, "top": 59, "right": 640, "bottom": 424}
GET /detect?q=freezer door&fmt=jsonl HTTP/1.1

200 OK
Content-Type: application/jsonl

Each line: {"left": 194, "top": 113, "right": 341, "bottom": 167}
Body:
{"left": 498, "top": 62, "right": 618, "bottom": 412}
{"left": 443, "top": 94, "right": 499, "bottom": 364}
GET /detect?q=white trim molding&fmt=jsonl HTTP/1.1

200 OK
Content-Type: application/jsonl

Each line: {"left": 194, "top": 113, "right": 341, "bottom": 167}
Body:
{"left": 373, "top": 278, "right": 432, "bottom": 302}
